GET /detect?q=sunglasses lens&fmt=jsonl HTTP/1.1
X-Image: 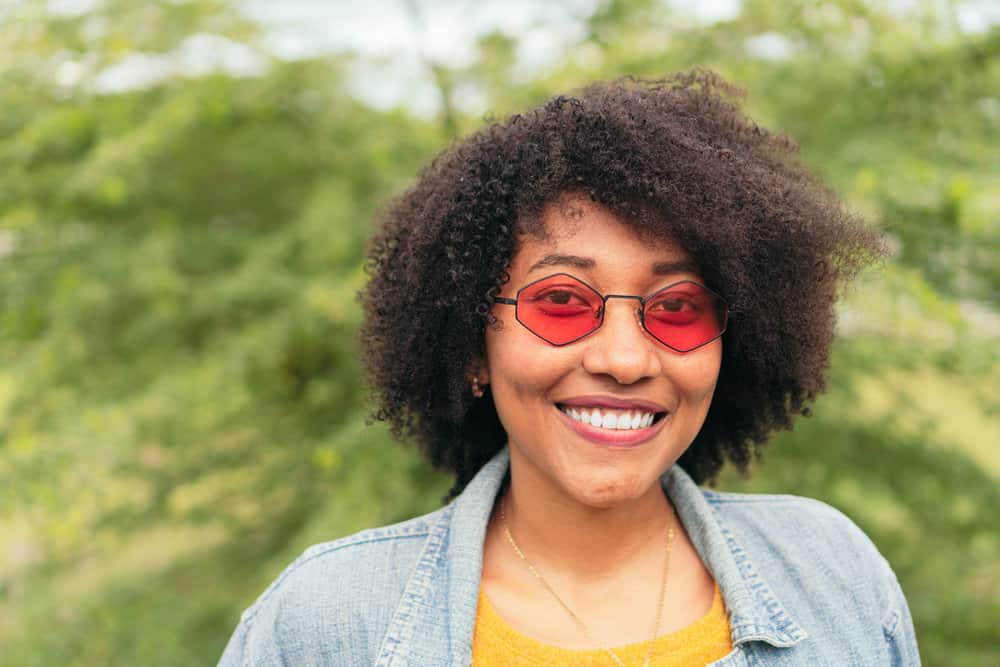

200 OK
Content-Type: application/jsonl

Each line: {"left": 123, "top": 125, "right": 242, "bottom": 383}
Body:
{"left": 517, "top": 274, "right": 603, "bottom": 345}
{"left": 643, "top": 282, "right": 727, "bottom": 352}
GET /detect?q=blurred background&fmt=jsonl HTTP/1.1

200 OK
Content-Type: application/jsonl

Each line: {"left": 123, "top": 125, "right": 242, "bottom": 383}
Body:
{"left": 1, "top": 0, "right": 998, "bottom": 665}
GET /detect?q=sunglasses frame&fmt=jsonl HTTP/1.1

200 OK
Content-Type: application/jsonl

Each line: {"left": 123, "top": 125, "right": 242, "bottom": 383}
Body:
{"left": 494, "top": 272, "right": 728, "bottom": 353}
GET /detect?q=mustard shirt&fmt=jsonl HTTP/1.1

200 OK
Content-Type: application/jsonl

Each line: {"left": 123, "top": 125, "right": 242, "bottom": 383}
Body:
{"left": 472, "top": 582, "right": 733, "bottom": 666}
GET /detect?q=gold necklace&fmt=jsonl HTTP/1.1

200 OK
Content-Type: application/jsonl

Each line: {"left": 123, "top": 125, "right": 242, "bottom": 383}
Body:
{"left": 499, "top": 495, "right": 676, "bottom": 667}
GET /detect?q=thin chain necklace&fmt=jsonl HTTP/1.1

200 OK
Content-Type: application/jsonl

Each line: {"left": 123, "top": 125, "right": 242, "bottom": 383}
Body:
{"left": 499, "top": 495, "right": 676, "bottom": 667}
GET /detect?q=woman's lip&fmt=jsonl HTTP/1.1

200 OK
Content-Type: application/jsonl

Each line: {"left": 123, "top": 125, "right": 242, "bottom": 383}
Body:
{"left": 555, "top": 405, "right": 667, "bottom": 448}
{"left": 556, "top": 395, "right": 667, "bottom": 412}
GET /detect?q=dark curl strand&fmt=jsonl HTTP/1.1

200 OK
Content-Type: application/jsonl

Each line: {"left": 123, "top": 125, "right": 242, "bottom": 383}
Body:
{"left": 359, "top": 68, "right": 884, "bottom": 499}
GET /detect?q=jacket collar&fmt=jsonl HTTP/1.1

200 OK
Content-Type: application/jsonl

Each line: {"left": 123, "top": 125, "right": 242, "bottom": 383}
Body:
{"left": 663, "top": 462, "right": 808, "bottom": 647}
{"left": 378, "top": 447, "right": 806, "bottom": 665}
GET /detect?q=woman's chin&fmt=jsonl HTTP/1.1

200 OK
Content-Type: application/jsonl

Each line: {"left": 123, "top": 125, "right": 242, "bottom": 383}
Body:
{"left": 563, "top": 471, "right": 653, "bottom": 510}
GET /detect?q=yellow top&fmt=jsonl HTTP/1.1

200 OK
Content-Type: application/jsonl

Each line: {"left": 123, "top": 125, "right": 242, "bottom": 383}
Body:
{"left": 471, "top": 583, "right": 734, "bottom": 666}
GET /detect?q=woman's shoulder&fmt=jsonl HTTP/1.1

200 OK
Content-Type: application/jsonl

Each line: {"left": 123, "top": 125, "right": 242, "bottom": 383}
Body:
{"left": 700, "top": 487, "right": 885, "bottom": 565}
{"left": 698, "top": 488, "right": 915, "bottom": 650}
{"left": 218, "top": 504, "right": 451, "bottom": 666}
{"left": 296, "top": 504, "right": 446, "bottom": 567}
{"left": 271, "top": 503, "right": 449, "bottom": 595}
{"left": 701, "top": 487, "right": 921, "bottom": 663}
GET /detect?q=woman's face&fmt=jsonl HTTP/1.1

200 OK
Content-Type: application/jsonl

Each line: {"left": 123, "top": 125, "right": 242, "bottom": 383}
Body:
{"left": 483, "top": 197, "right": 722, "bottom": 509}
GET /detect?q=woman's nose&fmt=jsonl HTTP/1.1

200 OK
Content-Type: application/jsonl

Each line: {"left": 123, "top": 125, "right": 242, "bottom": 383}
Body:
{"left": 581, "top": 298, "right": 663, "bottom": 384}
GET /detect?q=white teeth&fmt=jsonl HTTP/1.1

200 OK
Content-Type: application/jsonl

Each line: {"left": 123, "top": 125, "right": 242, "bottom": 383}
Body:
{"left": 559, "top": 406, "right": 660, "bottom": 431}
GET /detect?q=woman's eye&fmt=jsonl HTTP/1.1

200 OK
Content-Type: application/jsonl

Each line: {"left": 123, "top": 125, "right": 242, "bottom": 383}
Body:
{"left": 540, "top": 290, "right": 581, "bottom": 305}
{"left": 646, "top": 294, "right": 705, "bottom": 325}
{"left": 653, "top": 297, "right": 693, "bottom": 312}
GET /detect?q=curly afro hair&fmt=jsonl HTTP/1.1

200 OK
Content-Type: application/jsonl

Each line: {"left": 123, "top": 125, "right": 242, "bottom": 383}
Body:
{"left": 359, "top": 68, "right": 883, "bottom": 498}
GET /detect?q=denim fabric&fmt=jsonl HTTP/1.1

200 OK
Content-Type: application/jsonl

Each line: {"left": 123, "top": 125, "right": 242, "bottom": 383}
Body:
{"left": 219, "top": 448, "right": 920, "bottom": 666}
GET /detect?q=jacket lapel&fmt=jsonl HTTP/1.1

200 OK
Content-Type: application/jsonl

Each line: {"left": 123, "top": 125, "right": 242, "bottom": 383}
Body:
{"left": 664, "top": 465, "right": 808, "bottom": 649}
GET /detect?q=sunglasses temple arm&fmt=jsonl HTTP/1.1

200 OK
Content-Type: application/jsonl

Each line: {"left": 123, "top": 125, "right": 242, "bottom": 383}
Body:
{"left": 494, "top": 297, "right": 517, "bottom": 306}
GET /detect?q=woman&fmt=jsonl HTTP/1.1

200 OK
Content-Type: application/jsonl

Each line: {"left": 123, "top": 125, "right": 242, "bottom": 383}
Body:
{"left": 219, "top": 69, "right": 920, "bottom": 666}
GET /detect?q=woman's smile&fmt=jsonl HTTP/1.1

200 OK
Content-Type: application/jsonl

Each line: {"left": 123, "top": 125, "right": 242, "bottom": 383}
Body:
{"left": 551, "top": 394, "right": 670, "bottom": 448}
{"left": 555, "top": 401, "right": 669, "bottom": 448}
{"left": 558, "top": 404, "right": 664, "bottom": 431}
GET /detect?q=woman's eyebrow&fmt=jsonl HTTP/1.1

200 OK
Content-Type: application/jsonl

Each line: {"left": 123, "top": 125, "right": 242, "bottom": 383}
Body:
{"left": 652, "top": 260, "right": 700, "bottom": 276}
{"left": 528, "top": 254, "right": 698, "bottom": 276}
{"left": 528, "top": 254, "right": 595, "bottom": 272}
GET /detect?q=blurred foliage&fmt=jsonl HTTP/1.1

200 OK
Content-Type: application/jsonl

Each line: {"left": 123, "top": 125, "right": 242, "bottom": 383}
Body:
{"left": 0, "top": 0, "right": 997, "bottom": 665}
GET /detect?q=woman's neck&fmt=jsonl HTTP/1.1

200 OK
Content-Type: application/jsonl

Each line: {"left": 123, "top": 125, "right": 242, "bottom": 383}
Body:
{"left": 499, "top": 458, "right": 675, "bottom": 581}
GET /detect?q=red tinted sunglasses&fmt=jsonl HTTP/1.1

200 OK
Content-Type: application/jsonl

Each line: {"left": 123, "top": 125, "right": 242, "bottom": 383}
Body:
{"left": 494, "top": 273, "right": 728, "bottom": 352}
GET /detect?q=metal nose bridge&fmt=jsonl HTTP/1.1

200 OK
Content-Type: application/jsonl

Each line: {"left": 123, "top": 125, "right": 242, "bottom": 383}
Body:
{"left": 594, "top": 293, "right": 645, "bottom": 322}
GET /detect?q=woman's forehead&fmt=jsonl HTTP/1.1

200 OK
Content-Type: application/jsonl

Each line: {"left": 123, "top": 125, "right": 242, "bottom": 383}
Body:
{"left": 512, "top": 196, "right": 694, "bottom": 268}
{"left": 507, "top": 211, "right": 700, "bottom": 288}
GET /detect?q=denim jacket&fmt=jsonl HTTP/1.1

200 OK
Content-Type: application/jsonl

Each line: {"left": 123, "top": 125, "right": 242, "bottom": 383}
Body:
{"left": 219, "top": 448, "right": 920, "bottom": 666}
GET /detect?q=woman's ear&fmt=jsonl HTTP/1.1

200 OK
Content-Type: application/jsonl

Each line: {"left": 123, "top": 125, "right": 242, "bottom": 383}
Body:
{"left": 467, "top": 354, "right": 489, "bottom": 383}
{"left": 467, "top": 358, "right": 490, "bottom": 396}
